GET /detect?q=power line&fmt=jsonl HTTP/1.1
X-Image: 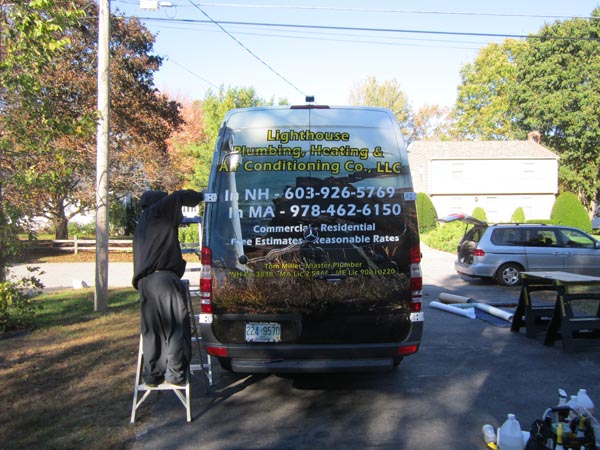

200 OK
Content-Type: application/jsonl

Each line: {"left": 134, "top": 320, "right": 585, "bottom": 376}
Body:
{"left": 169, "top": 58, "right": 219, "bottom": 88}
{"left": 138, "top": 16, "right": 600, "bottom": 42}
{"left": 119, "top": 3, "right": 600, "bottom": 100}
{"left": 144, "top": 19, "right": 485, "bottom": 50}
{"left": 184, "top": 0, "right": 306, "bottom": 96}
{"left": 194, "top": 3, "right": 599, "bottom": 21}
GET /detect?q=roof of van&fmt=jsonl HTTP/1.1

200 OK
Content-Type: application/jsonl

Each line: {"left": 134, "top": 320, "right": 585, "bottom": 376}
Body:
{"left": 223, "top": 105, "right": 403, "bottom": 129}
{"left": 225, "top": 105, "right": 394, "bottom": 112}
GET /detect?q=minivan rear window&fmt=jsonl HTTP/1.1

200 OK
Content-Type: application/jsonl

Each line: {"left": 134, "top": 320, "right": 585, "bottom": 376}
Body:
{"left": 491, "top": 228, "right": 523, "bottom": 246}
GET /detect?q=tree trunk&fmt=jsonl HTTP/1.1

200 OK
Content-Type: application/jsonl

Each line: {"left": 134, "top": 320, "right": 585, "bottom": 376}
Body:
{"left": 0, "top": 182, "right": 7, "bottom": 283}
{"left": 53, "top": 217, "right": 69, "bottom": 240}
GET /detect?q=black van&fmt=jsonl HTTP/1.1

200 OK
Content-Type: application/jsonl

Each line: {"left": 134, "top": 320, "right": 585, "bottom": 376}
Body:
{"left": 199, "top": 105, "right": 423, "bottom": 373}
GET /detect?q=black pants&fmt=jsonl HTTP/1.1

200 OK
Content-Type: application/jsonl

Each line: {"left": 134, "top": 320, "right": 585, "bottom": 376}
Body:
{"left": 139, "top": 271, "right": 191, "bottom": 385}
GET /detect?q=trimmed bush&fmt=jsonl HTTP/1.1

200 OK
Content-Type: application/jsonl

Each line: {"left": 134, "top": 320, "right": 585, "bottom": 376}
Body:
{"left": 472, "top": 206, "right": 488, "bottom": 222}
{"left": 511, "top": 207, "right": 526, "bottom": 224}
{"left": 421, "top": 221, "right": 464, "bottom": 253}
{"left": 416, "top": 193, "right": 438, "bottom": 233}
{"left": 526, "top": 219, "right": 553, "bottom": 224}
{"left": 551, "top": 192, "right": 592, "bottom": 233}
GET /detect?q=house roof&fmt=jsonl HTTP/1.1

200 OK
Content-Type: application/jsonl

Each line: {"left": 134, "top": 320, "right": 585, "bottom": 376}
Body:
{"left": 408, "top": 140, "right": 559, "bottom": 160}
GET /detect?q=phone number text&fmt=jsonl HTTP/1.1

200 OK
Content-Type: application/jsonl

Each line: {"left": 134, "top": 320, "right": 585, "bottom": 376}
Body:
{"left": 290, "top": 203, "right": 401, "bottom": 217}
{"left": 284, "top": 186, "right": 395, "bottom": 200}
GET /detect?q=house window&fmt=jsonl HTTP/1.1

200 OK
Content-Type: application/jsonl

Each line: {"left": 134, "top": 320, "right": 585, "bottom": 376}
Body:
{"left": 521, "top": 161, "right": 534, "bottom": 174}
{"left": 451, "top": 162, "right": 464, "bottom": 176}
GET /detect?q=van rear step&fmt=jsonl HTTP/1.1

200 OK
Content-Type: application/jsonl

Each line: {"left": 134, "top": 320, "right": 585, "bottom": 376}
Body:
{"left": 231, "top": 358, "right": 394, "bottom": 373}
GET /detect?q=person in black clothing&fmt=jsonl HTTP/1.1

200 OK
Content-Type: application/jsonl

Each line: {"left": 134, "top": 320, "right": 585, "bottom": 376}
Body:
{"left": 132, "top": 189, "right": 204, "bottom": 387}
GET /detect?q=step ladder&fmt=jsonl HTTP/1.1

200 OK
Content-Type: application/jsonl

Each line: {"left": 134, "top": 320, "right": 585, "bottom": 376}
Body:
{"left": 130, "top": 334, "right": 192, "bottom": 423}
{"left": 130, "top": 214, "right": 212, "bottom": 423}
{"left": 130, "top": 280, "right": 212, "bottom": 423}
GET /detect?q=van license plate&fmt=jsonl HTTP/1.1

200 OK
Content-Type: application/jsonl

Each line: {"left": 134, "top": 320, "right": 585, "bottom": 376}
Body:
{"left": 245, "top": 322, "right": 281, "bottom": 342}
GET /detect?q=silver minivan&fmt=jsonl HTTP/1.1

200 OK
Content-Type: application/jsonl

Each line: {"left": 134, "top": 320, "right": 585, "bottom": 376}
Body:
{"left": 199, "top": 105, "right": 423, "bottom": 373}
{"left": 441, "top": 213, "right": 600, "bottom": 286}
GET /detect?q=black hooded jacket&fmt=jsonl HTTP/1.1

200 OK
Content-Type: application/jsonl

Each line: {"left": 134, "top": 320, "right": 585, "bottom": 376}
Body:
{"left": 132, "top": 190, "right": 203, "bottom": 289}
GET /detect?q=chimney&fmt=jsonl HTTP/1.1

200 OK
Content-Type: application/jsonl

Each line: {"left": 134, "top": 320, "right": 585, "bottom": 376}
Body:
{"left": 528, "top": 130, "right": 542, "bottom": 144}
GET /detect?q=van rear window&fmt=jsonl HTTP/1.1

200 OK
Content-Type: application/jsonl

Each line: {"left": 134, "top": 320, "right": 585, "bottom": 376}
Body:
{"left": 203, "top": 108, "right": 421, "bottom": 340}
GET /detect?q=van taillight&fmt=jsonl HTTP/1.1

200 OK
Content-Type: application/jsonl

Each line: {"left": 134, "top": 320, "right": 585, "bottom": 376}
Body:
{"left": 206, "top": 345, "right": 228, "bottom": 357}
{"left": 409, "top": 245, "right": 421, "bottom": 264}
{"left": 398, "top": 344, "right": 419, "bottom": 356}
{"left": 409, "top": 245, "right": 422, "bottom": 312}
{"left": 473, "top": 249, "right": 486, "bottom": 257}
{"left": 200, "top": 246, "right": 213, "bottom": 314}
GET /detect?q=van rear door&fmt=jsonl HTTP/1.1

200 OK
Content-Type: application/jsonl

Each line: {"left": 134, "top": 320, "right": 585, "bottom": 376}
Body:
{"left": 204, "top": 106, "right": 420, "bottom": 346}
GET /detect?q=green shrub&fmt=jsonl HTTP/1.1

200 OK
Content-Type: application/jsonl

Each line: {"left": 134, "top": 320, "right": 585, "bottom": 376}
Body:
{"left": 472, "top": 206, "right": 487, "bottom": 222}
{"left": 526, "top": 219, "right": 553, "bottom": 224}
{"left": 179, "top": 223, "right": 200, "bottom": 244}
{"left": 68, "top": 221, "right": 96, "bottom": 238}
{"left": 0, "top": 267, "right": 44, "bottom": 333}
{"left": 421, "top": 221, "right": 464, "bottom": 253}
{"left": 416, "top": 193, "right": 438, "bottom": 233}
{"left": 551, "top": 191, "right": 592, "bottom": 233}
{"left": 511, "top": 207, "right": 526, "bottom": 223}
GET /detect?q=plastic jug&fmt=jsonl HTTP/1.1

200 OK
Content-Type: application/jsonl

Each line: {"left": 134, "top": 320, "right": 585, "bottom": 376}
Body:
{"left": 498, "top": 414, "right": 524, "bottom": 450}
{"left": 482, "top": 424, "right": 496, "bottom": 444}
{"left": 567, "top": 394, "right": 582, "bottom": 418}
{"left": 577, "top": 388, "right": 595, "bottom": 415}
{"left": 558, "top": 388, "right": 568, "bottom": 406}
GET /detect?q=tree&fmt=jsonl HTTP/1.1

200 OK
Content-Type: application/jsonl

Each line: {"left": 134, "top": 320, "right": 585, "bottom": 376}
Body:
{"left": 166, "top": 98, "right": 207, "bottom": 187}
{"left": 1, "top": 1, "right": 184, "bottom": 240}
{"left": 0, "top": 0, "right": 86, "bottom": 280}
{"left": 454, "top": 39, "right": 529, "bottom": 140}
{"left": 512, "top": 10, "right": 600, "bottom": 214}
{"left": 186, "top": 86, "right": 282, "bottom": 189}
{"left": 413, "top": 104, "right": 454, "bottom": 141}
{"left": 348, "top": 76, "right": 414, "bottom": 142}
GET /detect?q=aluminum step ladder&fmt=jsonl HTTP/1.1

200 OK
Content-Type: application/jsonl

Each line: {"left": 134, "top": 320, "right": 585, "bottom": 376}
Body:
{"left": 130, "top": 280, "right": 212, "bottom": 423}
{"left": 130, "top": 214, "right": 212, "bottom": 423}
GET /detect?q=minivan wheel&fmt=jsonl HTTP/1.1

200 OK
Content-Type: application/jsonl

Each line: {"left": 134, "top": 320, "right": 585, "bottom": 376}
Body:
{"left": 495, "top": 263, "right": 522, "bottom": 286}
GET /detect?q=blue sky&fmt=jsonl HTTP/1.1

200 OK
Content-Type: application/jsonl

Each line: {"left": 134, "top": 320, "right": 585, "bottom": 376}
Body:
{"left": 113, "top": 1, "right": 600, "bottom": 109}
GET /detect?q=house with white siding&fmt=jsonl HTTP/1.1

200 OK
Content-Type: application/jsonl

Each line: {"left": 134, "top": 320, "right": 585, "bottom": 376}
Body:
{"left": 407, "top": 138, "right": 559, "bottom": 223}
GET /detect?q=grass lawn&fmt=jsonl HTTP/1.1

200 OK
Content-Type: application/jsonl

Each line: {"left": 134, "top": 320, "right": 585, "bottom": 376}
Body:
{"left": 0, "top": 288, "right": 142, "bottom": 450}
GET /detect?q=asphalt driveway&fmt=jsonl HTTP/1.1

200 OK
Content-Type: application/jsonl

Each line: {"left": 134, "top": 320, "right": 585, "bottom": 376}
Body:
{"left": 128, "top": 245, "right": 600, "bottom": 450}
{"left": 10, "top": 246, "right": 600, "bottom": 449}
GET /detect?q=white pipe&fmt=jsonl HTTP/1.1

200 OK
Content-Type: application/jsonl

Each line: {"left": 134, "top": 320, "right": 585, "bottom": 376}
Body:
{"left": 472, "top": 303, "right": 514, "bottom": 322}
{"left": 438, "top": 292, "right": 474, "bottom": 304}
{"left": 430, "top": 301, "right": 476, "bottom": 319}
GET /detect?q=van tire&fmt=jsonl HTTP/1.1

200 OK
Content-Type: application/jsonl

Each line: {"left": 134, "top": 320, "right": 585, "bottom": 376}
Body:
{"left": 393, "top": 357, "right": 403, "bottom": 368}
{"left": 495, "top": 263, "right": 522, "bottom": 287}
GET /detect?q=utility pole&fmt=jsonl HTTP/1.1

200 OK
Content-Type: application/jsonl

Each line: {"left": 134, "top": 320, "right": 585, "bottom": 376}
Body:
{"left": 95, "top": 0, "right": 110, "bottom": 312}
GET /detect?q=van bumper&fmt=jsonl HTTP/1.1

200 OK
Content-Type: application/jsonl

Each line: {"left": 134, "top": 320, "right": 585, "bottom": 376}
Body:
{"left": 231, "top": 357, "right": 395, "bottom": 373}
{"left": 203, "top": 334, "right": 422, "bottom": 374}
{"left": 455, "top": 261, "right": 497, "bottom": 278}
